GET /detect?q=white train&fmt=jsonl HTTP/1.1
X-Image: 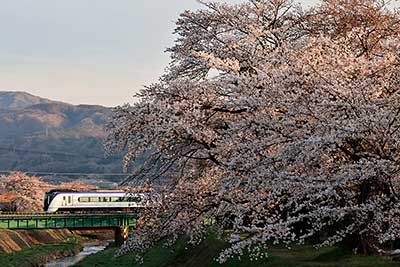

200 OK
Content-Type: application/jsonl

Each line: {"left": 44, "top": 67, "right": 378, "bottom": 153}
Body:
{"left": 44, "top": 189, "right": 155, "bottom": 213}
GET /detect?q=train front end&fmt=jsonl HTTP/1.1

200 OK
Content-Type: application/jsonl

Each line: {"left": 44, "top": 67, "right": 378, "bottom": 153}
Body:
{"left": 43, "top": 190, "right": 60, "bottom": 213}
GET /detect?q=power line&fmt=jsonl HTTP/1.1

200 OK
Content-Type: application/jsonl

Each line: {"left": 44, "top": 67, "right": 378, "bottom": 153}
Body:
{"left": 0, "top": 146, "right": 121, "bottom": 160}
{"left": 0, "top": 170, "right": 131, "bottom": 176}
{"left": 0, "top": 146, "right": 77, "bottom": 157}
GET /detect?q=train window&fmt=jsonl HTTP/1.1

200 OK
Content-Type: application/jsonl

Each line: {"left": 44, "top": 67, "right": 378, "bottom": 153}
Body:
{"left": 68, "top": 196, "right": 72, "bottom": 203}
{"left": 78, "top": 197, "right": 89, "bottom": 202}
{"left": 89, "top": 197, "right": 100, "bottom": 202}
{"left": 110, "top": 197, "right": 120, "bottom": 202}
{"left": 102, "top": 197, "right": 110, "bottom": 202}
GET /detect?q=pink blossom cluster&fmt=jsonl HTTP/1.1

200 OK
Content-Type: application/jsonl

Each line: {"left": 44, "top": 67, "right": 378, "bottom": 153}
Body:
{"left": 106, "top": 0, "right": 400, "bottom": 261}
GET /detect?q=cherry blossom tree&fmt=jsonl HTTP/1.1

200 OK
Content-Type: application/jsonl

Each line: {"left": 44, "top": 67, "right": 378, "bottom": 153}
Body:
{"left": 0, "top": 172, "right": 92, "bottom": 211}
{"left": 106, "top": 0, "right": 400, "bottom": 261}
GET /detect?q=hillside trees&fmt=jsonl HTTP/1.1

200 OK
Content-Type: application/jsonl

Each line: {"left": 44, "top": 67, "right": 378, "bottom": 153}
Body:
{"left": 106, "top": 0, "right": 400, "bottom": 261}
{"left": 0, "top": 172, "right": 92, "bottom": 211}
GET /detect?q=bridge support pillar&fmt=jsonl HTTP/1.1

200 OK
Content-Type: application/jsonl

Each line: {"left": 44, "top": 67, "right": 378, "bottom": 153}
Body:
{"left": 114, "top": 226, "right": 129, "bottom": 246}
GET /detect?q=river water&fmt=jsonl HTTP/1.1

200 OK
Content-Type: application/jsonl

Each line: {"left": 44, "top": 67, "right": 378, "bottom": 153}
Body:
{"left": 45, "top": 241, "right": 109, "bottom": 267}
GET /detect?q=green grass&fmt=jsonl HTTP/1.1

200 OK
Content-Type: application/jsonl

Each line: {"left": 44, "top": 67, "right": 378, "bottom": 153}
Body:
{"left": 0, "top": 236, "right": 81, "bottom": 267}
{"left": 74, "top": 235, "right": 400, "bottom": 267}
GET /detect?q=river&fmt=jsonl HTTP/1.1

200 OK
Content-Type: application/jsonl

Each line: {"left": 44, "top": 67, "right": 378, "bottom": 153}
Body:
{"left": 45, "top": 241, "right": 110, "bottom": 267}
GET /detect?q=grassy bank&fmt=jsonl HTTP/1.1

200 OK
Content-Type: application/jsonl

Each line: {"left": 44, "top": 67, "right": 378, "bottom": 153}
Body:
{"left": 0, "top": 229, "right": 76, "bottom": 253}
{"left": 74, "top": 236, "right": 399, "bottom": 267}
{"left": 0, "top": 236, "right": 81, "bottom": 267}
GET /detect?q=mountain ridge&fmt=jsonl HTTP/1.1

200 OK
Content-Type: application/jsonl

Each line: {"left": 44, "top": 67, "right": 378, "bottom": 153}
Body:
{"left": 0, "top": 91, "right": 112, "bottom": 137}
{"left": 0, "top": 91, "right": 122, "bottom": 183}
{"left": 0, "top": 91, "right": 58, "bottom": 110}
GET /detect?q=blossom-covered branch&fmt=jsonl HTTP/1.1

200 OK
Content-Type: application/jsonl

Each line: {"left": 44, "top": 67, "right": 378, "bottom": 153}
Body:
{"left": 105, "top": 0, "right": 400, "bottom": 261}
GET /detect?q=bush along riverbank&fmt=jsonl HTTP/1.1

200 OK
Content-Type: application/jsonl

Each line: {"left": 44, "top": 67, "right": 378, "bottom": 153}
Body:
{"left": 74, "top": 234, "right": 400, "bottom": 267}
{"left": 0, "top": 236, "right": 82, "bottom": 267}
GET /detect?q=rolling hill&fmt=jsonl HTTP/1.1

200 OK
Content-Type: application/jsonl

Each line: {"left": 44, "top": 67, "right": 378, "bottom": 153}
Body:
{"left": 0, "top": 91, "right": 53, "bottom": 110}
{"left": 0, "top": 91, "right": 124, "bottom": 184}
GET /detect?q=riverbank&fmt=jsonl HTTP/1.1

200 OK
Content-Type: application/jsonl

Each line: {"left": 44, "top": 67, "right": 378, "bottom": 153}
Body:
{"left": 0, "top": 229, "right": 76, "bottom": 253}
{"left": 0, "top": 236, "right": 81, "bottom": 267}
{"left": 45, "top": 240, "right": 110, "bottom": 267}
{"left": 0, "top": 228, "right": 82, "bottom": 267}
{"left": 0, "top": 229, "right": 114, "bottom": 267}
{"left": 75, "top": 236, "right": 399, "bottom": 267}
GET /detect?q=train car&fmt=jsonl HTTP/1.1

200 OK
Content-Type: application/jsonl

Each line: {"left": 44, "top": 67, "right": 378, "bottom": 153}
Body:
{"left": 44, "top": 189, "right": 154, "bottom": 213}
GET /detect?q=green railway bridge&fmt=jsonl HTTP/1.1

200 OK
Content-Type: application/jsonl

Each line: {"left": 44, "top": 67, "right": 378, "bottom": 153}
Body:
{"left": 0, "top": 212, "right": 137, "bottom": 245}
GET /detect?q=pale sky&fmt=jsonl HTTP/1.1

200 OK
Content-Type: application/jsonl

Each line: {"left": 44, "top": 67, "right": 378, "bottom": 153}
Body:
{"left": 0, "top": 0, "right": 319, "bottom": 106}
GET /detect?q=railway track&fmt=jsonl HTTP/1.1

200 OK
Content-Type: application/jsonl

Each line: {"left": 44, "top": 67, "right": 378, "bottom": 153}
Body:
{"left": 0, "top": 211, "right": 138, "bottom": 217}
{"left": 0, "top": 211, "right": 137, "bottom": 245}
